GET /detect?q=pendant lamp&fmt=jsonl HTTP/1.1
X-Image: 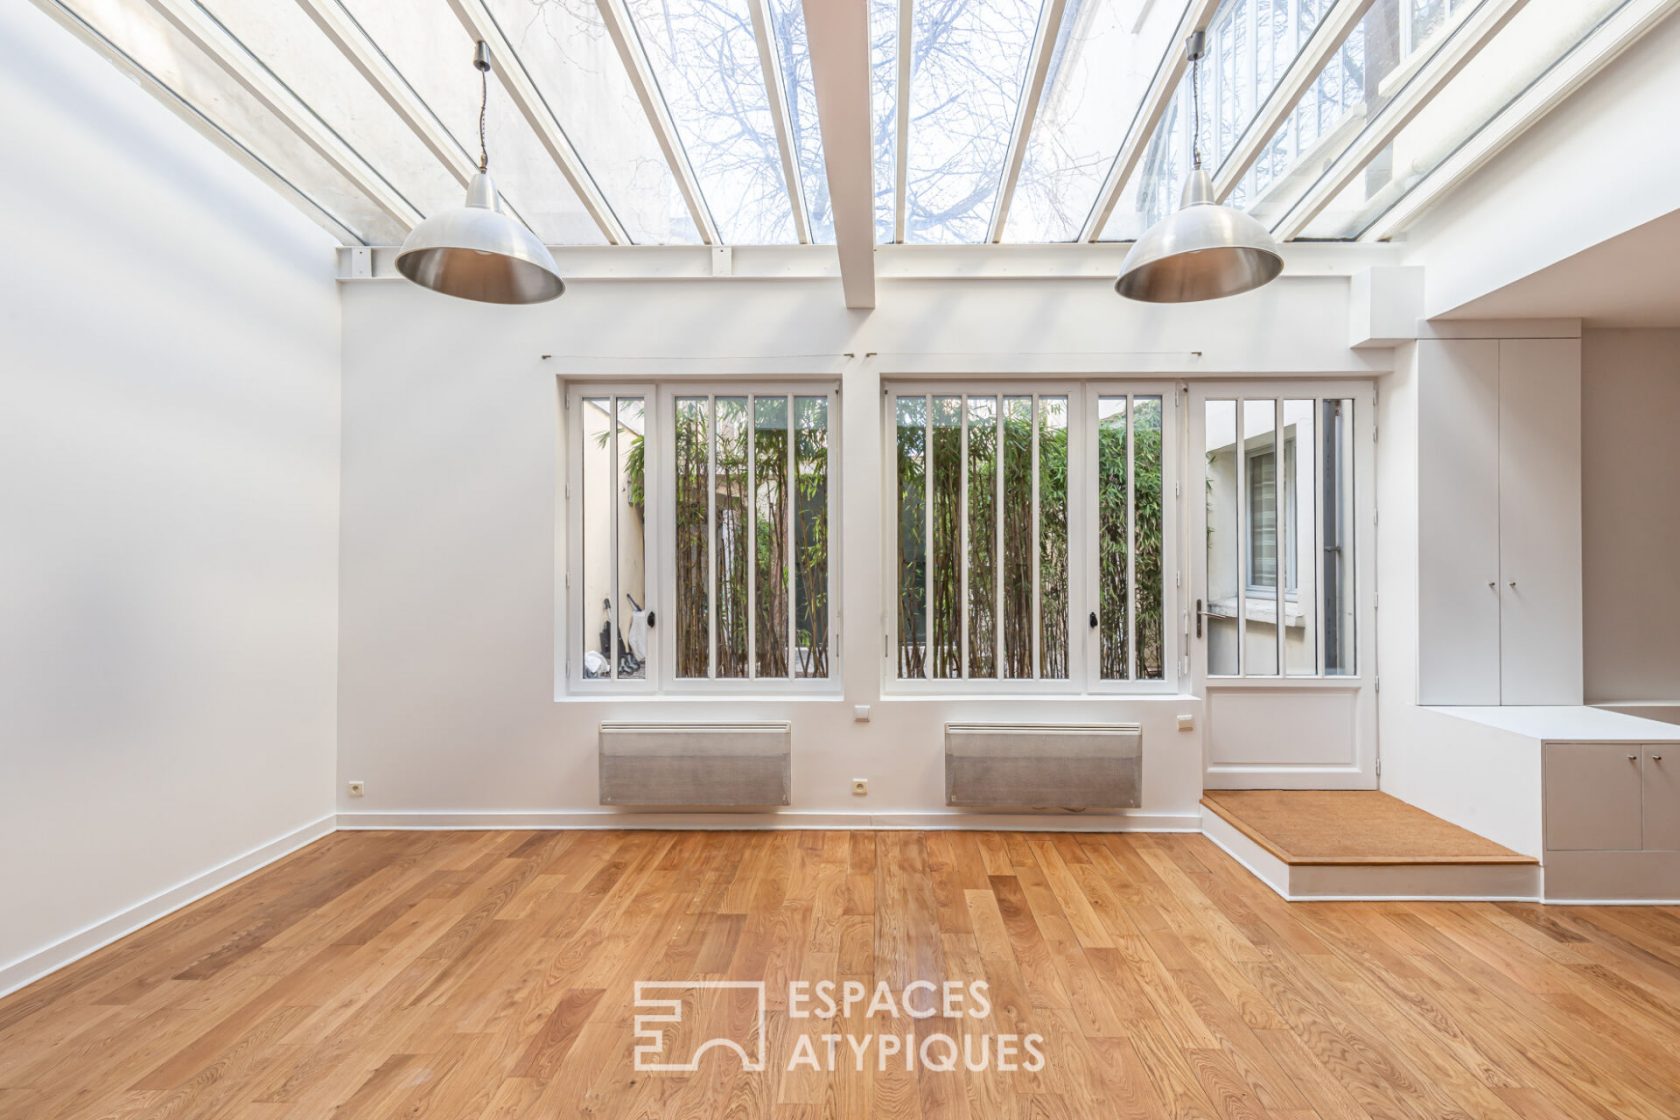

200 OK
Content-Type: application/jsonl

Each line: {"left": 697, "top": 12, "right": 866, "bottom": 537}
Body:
{"left": 1115, "top": 31, "right": 1283, "bottom": 303}
{"left": 396, "top": 42, "right": 564, "bottom": 304}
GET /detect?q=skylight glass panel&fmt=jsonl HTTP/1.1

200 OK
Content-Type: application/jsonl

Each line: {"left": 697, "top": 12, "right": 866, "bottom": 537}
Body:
{"left": 485, "top": 0, "right": 698, "bottom": 244}
{"left": 339, "top": 0, "right": 605, "bottom": 245}
{"left": 1006, "top": 0, "right": 1190, "bottom": 243}
{"left": 902, "top": 0, "right": 1045, "bottom": 244}
{"left": 1099, "top": 0, "right": 1332, "bottom": 242}
{"left": 624, "top": 0, "right": 797, "bottom": 244}
{"left": 1300, "top": 0, "right": 1624, "bottom": 238}
{"left": 869, "top": 0, "right": 900, "bottom": 242}
{"left": 769, "top": 0, "right": 833, "bottom": 242}
{"left": 62, "top": 0, "right": 406, "bottom": 243}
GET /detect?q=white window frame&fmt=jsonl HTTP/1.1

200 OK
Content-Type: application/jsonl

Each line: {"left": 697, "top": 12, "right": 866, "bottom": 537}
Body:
{"left": 880, "top": 381, "right": 1181, "bottom": 697}
{"left": 562, "top": 380, "right": 841, "bottom": 697}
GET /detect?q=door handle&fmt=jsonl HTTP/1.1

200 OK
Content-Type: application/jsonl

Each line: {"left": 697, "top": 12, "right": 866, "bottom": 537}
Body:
{"left": 1195, "top": 599, "right": 1203, "bottom": 639}
{"left": 1088, "top": 611, "right": 1099, "bottom": 630}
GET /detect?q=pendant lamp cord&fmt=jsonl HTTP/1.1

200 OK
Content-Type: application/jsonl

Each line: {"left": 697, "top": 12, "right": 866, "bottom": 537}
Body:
{"left": 1190, "top": 47, "right": 1202, "bottom": 171}
{"left": 477, "top": 64, "right": 489, "bottom": 173}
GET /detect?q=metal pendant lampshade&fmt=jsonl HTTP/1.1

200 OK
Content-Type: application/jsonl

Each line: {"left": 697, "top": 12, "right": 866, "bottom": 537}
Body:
{"left": 395, "top": 43, "right": 564, "bottom": 305}
{"left": 1115, "top": 33, "right": 1283, "bottom": 304}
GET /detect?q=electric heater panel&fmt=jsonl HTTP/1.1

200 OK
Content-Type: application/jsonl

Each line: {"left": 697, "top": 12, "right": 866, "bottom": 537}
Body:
{"left": 945, "top": 723, "right": 1142, "bottom": 810}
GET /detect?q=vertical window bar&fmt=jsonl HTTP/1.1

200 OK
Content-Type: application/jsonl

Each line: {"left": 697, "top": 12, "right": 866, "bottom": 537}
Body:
{"left": 609, "top": 396, "right": 620, "bottom": 682}
{"left": 1274, "top": 399, "right": 1286, "bottom": 678}
{"left": 1031, "top": 395, "right": 1041, "bottom": 679}
{"left": 1314, "top": 395, "right": 1328, "bottom": 678}
{"left": 707, "top": 396, "right": 717, "bottom": 679}
{"left": 959, "top": 397, "right": 970, "bottom": 680}
{"left": 1126, "top": 395, "right": 1137, "bottom": 682}
{"left": 747, "top": 395, "right": 757, "bottom": 678}
{"left": 995, "top": 395, "right": 1005, "bottom": 676}
{"left": 787, "top": 395, "right": 797, "bottom": 676}
{"left": 924, "top": 396, "right": 932, "bottom": 681}
{"left": 1234, "top": 400, "right": 1247, "bottom": 676}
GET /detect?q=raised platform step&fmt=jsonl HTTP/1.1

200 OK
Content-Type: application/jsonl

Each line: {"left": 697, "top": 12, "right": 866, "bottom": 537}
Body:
{"left": 1201, "top": 790, "right": 1541, "bottom": 901}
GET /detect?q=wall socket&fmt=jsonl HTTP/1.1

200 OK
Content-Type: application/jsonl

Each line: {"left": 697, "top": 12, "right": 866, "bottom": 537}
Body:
{"left": 347, "top": 781, "right": 365, "bottom": 798}
{"left": 851, "top": 778, "right": 868, "bottom": 796}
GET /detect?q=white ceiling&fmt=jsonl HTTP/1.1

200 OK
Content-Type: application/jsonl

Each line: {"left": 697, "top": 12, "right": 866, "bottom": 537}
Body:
{"left": 1442, "top": 208, "right": 1680, "bottom": 327}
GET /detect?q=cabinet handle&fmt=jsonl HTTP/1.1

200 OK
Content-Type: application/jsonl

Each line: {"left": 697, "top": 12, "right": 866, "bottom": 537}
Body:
{"left": 1488, "top": 581, "right": 1496, "bottom": 591}
{"left": 1628, "top": 754, "right": 1639, "bottom": 761}
{"left": 1655, "top": 755, "right": 1665, "bottom": 763}
{"left": 1508, "top": 580, "right": 1518, "bottom": 590}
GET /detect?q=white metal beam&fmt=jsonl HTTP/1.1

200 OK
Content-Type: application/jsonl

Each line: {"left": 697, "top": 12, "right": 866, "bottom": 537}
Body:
{"left": 30, "top": 0, "right": 362, "bottom": 244}
{"left": 1362, "top": 0, "right": 1680, "bottom": 242}
{"left": 893, "top": 0, "right": 914, "bottom": 243}
{"left": 747, "top": 0, "right": 811, "bottom": 243}
{"left": 447, "top": 0, "right": 628, "bottom": 244}
{"left": 1079, "top": 0, "right": 1222, "bottom": 242}
{"left": 803, "top": 0, "right": 876, "bottom": 307}
{"left": 988, "top": 0, "right": 1069, "bottom": 242}
{"left": 1210, "top": 0, "right": 1377, "bottom": 200}
{"left": 1270, "top": 0, "right": 1530, "bottom": 241}
{"left": 139, "top": 0, "right": 422, "bottom": 231}
{"left": 592, "top": 0, "right": 720, "bottom": 245}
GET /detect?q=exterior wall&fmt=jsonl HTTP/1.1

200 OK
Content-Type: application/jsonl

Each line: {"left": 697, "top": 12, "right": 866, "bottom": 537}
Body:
{"left": 0, "top": 4, "right": 341, "bottom": 989}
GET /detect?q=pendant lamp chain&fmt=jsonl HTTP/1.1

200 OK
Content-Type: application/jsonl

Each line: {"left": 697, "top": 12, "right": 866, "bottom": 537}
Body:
{"left": 477, "top": 65, "right": 489, "bottom": 172}
{"left": 1188, "top": 31, "right": 1205, "bottom": 171}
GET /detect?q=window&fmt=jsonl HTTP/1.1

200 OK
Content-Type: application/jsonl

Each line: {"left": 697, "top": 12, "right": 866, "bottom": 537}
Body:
{"left": 566, "top": 383, "right": 836, "bottom": 691}
{"left": 888, "top": 385, "right": 1175, "bottom": 691}
{"left": 1246, "top": 438, "right": 1297, "bottom": 594}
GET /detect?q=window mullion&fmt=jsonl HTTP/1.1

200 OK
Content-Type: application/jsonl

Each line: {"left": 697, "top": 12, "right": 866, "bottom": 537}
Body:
{"left": 1315, "top": 398, "right": 1328, "bottom": 677}
{"left": 995, "top": 395, "right": 1003, "bottom": 678}
{"left": 707, "top": 396, "right": 717, "bottom": 680}
{"left": 923, "top": 397, "right": 932, "bottom": 683}
{"left": 609, "top": 397, "right": 620, "bottom": 682}
{"left": 1126, "top": 395, "right": 1137, "bottom": 683}
{"left": 1235, "top": 400, "right": 1248, "bottom": 676}
{"left": 787, "top": 395, "right": 796, "bottom": 677}
{"left": 959, "top": 398, "right": 970, "bottom": 681}
{"left": 1274, "top": 399, "right": 1286, "bottom": 678}
{"left": 1031, "top": 396, "right": 1042, "bottom": 680}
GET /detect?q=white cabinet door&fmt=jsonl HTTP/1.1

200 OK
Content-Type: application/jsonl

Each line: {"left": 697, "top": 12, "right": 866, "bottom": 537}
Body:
{"left": 1498, "top": 339, "right": 1583, "bottom": 705}
{"left": 1418, "top": 340, "right": 1502, "bottom": 705}
{"left": 1545, "top": 744, "right": 1642, "bottom": 851}
{"left": 1644, "top": 747, "right": 1680, "bottom": 850}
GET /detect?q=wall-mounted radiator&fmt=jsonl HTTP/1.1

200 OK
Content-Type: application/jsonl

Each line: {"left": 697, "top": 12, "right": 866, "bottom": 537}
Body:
{"left": 598, "top": 722, "right": 792, "bottom": 808}
{"left": 945, "top": 723, "right": 1142, "bottom": 810}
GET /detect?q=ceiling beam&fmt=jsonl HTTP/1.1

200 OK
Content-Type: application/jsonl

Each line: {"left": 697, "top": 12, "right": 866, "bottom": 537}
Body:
{"left": 803, "top": 0, "right": 875, "bottom": 307}
{"left": 892, "top": 0, "right": 913, "bottom": 243}
{"left": 987, "top": 0, "right": 1069, "bottom": 243}
{"left": 446, "top": 0, "right": 628, "bottom": 244}
{"left": 1270, "top": 0, "right": 1530, "bottom": 241}
{"left": 1361, "top": 0, "right": 1680, "bottom": 242}
{"left": 592, "top": 0, "right": 720, "bottom": 245}
{"left": 746, "top": 0, "right": 811, "bottom": 243}
{"left": 139, "top": 0, "right": 422, "bottom": 232}
{"left": 1210, "top": 0, "right": 1377, "bottom": 200}
{"left": 1078, "top": 0, "right": 1222, "bottom": 242}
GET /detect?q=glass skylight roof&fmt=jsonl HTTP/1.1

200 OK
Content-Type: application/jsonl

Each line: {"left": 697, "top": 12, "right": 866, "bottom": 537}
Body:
{"left": 49, "top": 0, "right": 1657, "bottom": 248}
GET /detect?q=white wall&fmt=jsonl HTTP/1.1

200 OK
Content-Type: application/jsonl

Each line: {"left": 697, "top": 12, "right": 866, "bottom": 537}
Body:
{"left": 1582, "top": 328, "right": 1680, "bottom": 704}
{"left": 336, "top": 271, "right": 1385, "bottom": 826}
{"left": 0, "top": 4, "right": 341, "bottom": 989}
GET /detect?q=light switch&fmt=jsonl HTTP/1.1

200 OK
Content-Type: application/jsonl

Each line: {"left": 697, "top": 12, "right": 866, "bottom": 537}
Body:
{"left": 854, "top": 705, "right": 871, "bottom": 722}
{"left": 1176, "top": 714, "right": 1195, "bottom": 732}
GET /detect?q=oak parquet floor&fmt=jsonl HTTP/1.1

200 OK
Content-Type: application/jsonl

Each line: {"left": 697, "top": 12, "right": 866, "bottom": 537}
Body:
{"left": 1, "top": 830, "right": 1677, "bottom": 1119}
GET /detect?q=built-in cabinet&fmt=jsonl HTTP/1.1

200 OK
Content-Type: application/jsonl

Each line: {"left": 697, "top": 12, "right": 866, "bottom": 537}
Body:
{"left": 1417, "top": 337, "right": 1583, "bottom": 706}
{"left": 1543, "top": 741, "right": 1680, "bottom": 900}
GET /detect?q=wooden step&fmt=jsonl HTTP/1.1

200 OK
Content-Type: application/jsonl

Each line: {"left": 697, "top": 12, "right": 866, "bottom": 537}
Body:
{"left": 1201, "top": 790, "right": 1540, "bottom": 901}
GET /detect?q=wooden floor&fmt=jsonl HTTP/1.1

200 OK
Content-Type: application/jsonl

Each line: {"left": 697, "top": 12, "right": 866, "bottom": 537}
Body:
{"left": 1202, "top": 791, "right": 1537, "bottom": 865}
{"left": 2, "top": 831, "right": 1678, "bottom": 1120}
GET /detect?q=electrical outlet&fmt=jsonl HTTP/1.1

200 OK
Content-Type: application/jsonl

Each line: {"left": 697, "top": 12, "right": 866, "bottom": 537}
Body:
{"left": 851, "top": 778, "right": 868, "bottom": 796}
{"left": 347, "top": 781, "right": 365, "bottom": 798}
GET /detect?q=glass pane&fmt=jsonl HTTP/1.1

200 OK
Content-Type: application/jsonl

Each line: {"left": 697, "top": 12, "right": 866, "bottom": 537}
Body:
{"left": 1284, "top": 400, "right": 1318, "bottom": 676}
{"left": 1204, "top": 400, "right": 1240, "bottom": 675}
{"left": 714, "top": 397, "right": 750, "bottom": 677}
{"left": 929, "top": 396, "right": 964, "bottom": 677}
{"left": 1245, "top": 399, "right": 1281, "bottom": 676}
{"left": 581, "top": 398, "right": 613, "bottom": 678}
{"left": 1001, "top": 397, "right": 1034, "bottom": 678}
{"left": 896, "top": 396, "right": 928, "bottom": 678}
{"left": 1097, "top": 398, "right": 1130, "bottom": 680}
{"left": 753, "top": 397, "right": 790, "bottom": 679}
{"left": 626, "top": 0, "right": 796, "bottom": 243}
{"left": 338, "top": 0, "right": 605, "bottom": 243}
{"left": 869, "top": 0, "right": 900, "bottom": 242}
{"left": 674, "top": 397, "right": 710, "bottom": 677}
{"left": 795, "top": 397, "right": 831, "bottom": 678}
{"left": 1038, "top": 397, "right": 1070, "bottom": 679}
{"left": 967, "top": 397, "right": 998, "bottom": 678}
{"left": 616, "top": 399, "right": 648, "bottom": 680}
{"left": 66, "top": 0, "right": 407, "bottom": 243}
{"left": 1134, "top": 396, "right": 1165, "bottom": 681}
{"left": 904, "top": 0, "right": 1045, "bottom": 243}
{"left": 1323, "top": 398, "right": 1357, "bottom": 675}
{"left": 486, "top": 0, "right": 699, "bottom": 244}
{"left": 1303, "top": 0, "right": 1622, "bottom": 238}
{"left": 1008, "top": 0, "right": 1185, "bottom": 242}
{"left": 769, "top": 0, "right": 834, "bottom": 242}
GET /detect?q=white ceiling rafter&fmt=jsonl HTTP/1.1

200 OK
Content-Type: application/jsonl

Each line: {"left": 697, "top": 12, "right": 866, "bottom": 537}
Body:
{"left": 1270, "top": 0, "right": 1531, "bottom": 241}
{"left": 139, "top": 0, "right": 422, "bottom": 232}
{"left": 802, "top": 0, "right": 875, "bottom": 307}
{"left": 892, "top": 0, "right": 914, "bottom": 243}
{"left": 592, "top": 0, "right": 721, "bottom": 246}
{"left": 445, "top": 0, "right": 628, "bottom": 244}
{"left": 1078, "top": 0, "right": 1222, "bottom": 242}
{"left": 1210, "top": 0, "right": 1377, "bottom": 201}
{"left": 746, "top": 0, "right": 811, "bottom": 244}
{"left": 987, "top": 0, "right": 1069, "bottom": 243}
{"left": 1362, "top": 0, "right": 1680, "bottom": 242}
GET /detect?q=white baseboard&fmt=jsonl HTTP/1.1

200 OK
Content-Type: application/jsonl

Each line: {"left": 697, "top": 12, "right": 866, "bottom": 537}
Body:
{"left": 0, "top": 813, "right": 337, "bottom": 1000}
{"left": 335, "top": 808, "right": 1203, "bottom": 832}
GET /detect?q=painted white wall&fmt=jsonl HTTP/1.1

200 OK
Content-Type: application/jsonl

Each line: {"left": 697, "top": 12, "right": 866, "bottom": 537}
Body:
{"left": 0, "top": 3, "right": 340, "bottom": 987}
{"left": 1402, "top": 11, "right": 1680, "bottom": 320}
{"left": 1582, "top": 329, "right": 1680, "bottom": 704}
{"left": 336, "top": 273, "right": 1385, "bottom": 826}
